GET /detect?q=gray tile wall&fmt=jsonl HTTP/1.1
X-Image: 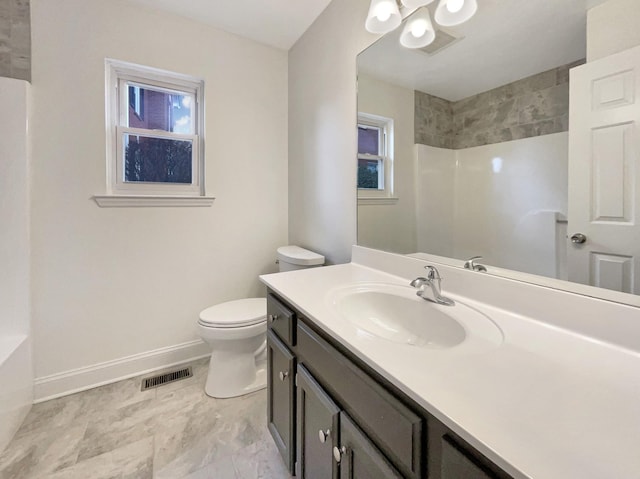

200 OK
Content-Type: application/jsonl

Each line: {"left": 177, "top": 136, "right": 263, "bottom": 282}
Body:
{"left": 414, "top": 60, "right": 584, "bottom": 150}
{"left": 0, "top": 0, "right": 30, "bottom": 81}
{"left": 414, "top": 90, "right": 454, "bottom": 149}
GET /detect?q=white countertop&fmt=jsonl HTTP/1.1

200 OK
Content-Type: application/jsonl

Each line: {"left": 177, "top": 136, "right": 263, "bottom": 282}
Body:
{"left": 260, "top": 253, "right": 640, "bottom": 479}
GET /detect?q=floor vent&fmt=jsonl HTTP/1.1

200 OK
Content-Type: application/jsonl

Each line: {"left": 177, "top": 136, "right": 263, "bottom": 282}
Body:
{"left": 141, "top": 366, "right": 193, "bottom": 391}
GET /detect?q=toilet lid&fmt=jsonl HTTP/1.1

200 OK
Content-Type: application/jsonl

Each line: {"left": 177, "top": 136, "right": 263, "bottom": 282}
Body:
{"left": 199, "top": 298, "right": 267, "bottom": 328}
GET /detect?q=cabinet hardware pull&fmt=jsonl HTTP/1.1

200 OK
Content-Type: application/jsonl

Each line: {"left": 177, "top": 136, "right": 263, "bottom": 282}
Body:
{"left": 279, "top": 371, "right": 289, "bottom": 381}
{"left": 268, "top": 314, "right": 279, "bottom": 323}
{"left": 332, "top": 446, "right": 347, "bottom": 463}
{"left": 318, "top": 429, "right": 330, "bottom": 443}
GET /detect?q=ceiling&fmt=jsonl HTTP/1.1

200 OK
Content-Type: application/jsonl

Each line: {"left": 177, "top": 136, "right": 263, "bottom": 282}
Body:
{"left": 358, "top": 0, "right": 609, "bottom": 101}
{"left": 125, "top": 0, "right": 334, "bottom": 50}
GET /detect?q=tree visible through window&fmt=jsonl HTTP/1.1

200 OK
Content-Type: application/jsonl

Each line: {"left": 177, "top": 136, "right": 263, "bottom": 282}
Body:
{"left": 123, "top": 83, "right": 195, "bottom": 184}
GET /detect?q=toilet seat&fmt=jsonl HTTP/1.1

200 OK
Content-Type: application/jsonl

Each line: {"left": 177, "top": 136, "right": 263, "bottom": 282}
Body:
{"left": 199, "top": 298, "right": 266, "bottom": 328}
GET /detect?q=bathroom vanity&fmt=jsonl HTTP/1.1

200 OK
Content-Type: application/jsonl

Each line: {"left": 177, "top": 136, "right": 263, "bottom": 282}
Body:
{"left": 260, "top": 246, "right": 640, "bottom": 479}
{"left": 266, "top": 291, "right": 510, "bottom": 479}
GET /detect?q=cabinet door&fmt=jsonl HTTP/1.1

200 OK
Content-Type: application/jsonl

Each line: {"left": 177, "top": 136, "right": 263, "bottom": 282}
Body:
{"left": 336, "top": 413, "right": 403, "bottom": 479}
{"left": 441, "top": 436, "right": 498, "bottom": 479}
{"left": 297, "top": 365, "right": 340, "bottom": 479}
{"left": 267, "top": 330, "right": 295, "bottom": 474}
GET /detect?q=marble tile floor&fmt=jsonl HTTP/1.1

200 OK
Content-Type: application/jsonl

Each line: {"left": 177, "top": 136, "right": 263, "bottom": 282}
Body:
{"left": 0, "top": 358, "right": 291, "bottom": 479}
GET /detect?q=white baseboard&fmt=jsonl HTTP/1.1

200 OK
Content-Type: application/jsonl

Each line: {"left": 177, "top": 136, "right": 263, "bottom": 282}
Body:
{"left": 34, "top": 339, "right": 210, "bottom": 403}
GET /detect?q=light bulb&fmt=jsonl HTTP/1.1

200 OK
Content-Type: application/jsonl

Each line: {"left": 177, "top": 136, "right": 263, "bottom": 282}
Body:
{"left": 446, "top": 0, "right": 464, "bottom": 13}
{"left": 400, "top": 7, "right": 435, "bottom": 48}
{"left": 375, "top": 3, "right": 394, "bottom": 21}
{"left": 411, "top": 19, "right": 428, "bottom": 38}
{"left": 365, "top": 0, "right": 401, "bottom": 34}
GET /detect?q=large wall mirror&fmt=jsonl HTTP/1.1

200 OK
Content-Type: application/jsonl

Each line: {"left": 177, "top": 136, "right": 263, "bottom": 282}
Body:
{"left": 357, "top": 0, "right": 640, "bottom": 306}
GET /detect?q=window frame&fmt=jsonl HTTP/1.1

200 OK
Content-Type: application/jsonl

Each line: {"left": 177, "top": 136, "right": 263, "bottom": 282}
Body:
{"left": 357, "top": 112, "right": 395, "bottom": 200}
{"left": 104, "top": 59, "right": 206, "bottom": 198}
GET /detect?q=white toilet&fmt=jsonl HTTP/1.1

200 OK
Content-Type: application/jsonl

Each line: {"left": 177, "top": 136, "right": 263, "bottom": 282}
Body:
{"left": 198, "top": 245, "right": 324, "bottom": 398}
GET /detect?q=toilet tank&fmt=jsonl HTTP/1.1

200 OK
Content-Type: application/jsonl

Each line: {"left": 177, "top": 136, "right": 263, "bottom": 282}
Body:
{"left": 277, "top": 246, "right": 325, "bottom": 272}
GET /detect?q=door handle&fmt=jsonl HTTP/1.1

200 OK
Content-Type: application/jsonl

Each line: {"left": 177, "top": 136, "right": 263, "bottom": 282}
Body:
{"left": 570, "top": 233, "right": 587, "bottom": 244}
{"left": 279, "top": 370, "right": 289, "bottom": 381}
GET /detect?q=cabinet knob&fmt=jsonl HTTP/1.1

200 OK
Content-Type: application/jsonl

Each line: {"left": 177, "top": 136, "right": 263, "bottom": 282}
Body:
{"left": 268, "top": 314, "right": 279, "bottom": 323}
{"left": 279, "top": 371, "right": 289, "bottom": 381}
{"left": 332, "top": 446, "right": 346, "bottom": 463}
{"left": 318, "top": 429, "right": 331, "bottom": 443}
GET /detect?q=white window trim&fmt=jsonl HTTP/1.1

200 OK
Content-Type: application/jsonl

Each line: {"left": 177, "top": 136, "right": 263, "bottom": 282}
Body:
{"left": 357, "top": 112, "right": 395, "bottom": 204}
{"left": 96, "top": 59, "right": 214, "bottom": 207}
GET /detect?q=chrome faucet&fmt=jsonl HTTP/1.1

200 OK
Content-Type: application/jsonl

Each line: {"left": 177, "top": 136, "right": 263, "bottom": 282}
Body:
{"left": 410, "top": 266, "right": 455, "bottom": 306}
{"left": 464, "top": 256, "right": 487, "bottom": 272}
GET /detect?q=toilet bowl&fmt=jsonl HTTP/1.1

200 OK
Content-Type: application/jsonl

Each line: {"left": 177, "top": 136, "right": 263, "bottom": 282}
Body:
{"left": 198, "top": 245, "right": 324, "bottom": 399}
{"left": 198, "top": 298, "right": 267, "bottom": 398}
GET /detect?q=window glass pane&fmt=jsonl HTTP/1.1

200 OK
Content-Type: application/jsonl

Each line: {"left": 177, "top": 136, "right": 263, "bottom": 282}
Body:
{"left": 358, "top": 159, "right": 381, "bottom": 189}
{"left": 124, "top": 134, "right": 193, "bottom": 184}
{"left": 358, "top": 126, "right": 380, "bottom": 155}
{"left": 126, "top": 83, "right": 195, "bottom": 134}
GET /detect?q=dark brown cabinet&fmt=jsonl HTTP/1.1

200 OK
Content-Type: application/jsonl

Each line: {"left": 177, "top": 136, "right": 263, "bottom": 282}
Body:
{"left": 336, "top": 413, "right": 403, "bottom": 479}
{"left": 266, "top": 290, "right": 513, "bottom": 479}
{"left": 267, "top": 330, "right": 295, "bottom": 474}
{"left": 440, "top": 436, "right": 497, "bottom": 479}
{"left": 296, "top": 364, "right": 339, "bottom": 479}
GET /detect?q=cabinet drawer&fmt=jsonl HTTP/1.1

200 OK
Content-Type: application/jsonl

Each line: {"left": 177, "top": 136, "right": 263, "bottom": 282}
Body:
{"left": 297, "top": 320, "right": 424, "bottom": 479}
{"left": 267, "top": 293, "right": 296, "bottom": 346}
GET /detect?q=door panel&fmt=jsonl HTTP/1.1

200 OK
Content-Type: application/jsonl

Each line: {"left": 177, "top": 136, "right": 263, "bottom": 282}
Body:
{"left": 267, "top": 330, "right": 295, "bottom": 473}
{"left": 297, "top": 365, "right": 340, "bottom": 479}
{"left": 568, "top": 44, "right": 640, "bottom": 293}
{"left": 441, "top": 435, "right": 497, "bottom": 479}
{"left": 337, "top": 413, "right": 402, "bottom": 479}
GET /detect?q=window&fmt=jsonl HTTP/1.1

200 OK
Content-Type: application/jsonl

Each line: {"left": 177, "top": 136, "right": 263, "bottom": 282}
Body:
{"left": 103, "top": 59, "right": 208, "bottom": 202}
{"left": 357, "top": 113, "right": 394, "bottom": 201}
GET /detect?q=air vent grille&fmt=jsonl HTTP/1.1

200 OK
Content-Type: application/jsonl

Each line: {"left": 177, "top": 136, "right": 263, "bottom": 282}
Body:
{"left": 141, "top": 366, "right": 192, "bottom": 391}
{"left": 419, "top": 30, "right": 462, "bottom": 56}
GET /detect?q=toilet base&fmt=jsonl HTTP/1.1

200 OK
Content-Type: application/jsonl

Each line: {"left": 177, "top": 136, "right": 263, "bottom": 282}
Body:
{"left": 204, "top": 357, "right": 267, "bottom": 399}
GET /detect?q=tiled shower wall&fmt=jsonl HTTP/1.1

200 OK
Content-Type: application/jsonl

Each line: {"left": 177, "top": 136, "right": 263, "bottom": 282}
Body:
{"left": 0, "top": 0, "right": 30, "bottom": 81}
{"left": 415, "top": 60, "right": 584, "bottom": 149}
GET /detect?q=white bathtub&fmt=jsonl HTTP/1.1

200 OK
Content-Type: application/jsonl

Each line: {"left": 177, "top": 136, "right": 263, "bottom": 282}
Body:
{"left": 0, "top": 78, "right": 33, "bottom": 453}
{"left": 0, "top": 334, "right": 32, "bottom": 452}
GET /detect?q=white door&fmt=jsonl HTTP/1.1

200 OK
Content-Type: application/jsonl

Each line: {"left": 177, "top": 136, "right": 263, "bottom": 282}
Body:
{"left": 568, "top": 45, "right": 640, "bottom": 294}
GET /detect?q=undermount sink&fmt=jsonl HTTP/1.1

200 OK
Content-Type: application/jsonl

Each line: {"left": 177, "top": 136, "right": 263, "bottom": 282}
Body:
{"left": 327, "top": 283, "right": 503, "bottom": 350}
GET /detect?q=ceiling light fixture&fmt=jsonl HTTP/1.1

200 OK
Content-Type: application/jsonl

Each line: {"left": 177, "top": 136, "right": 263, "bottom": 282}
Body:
{"left": 365, "top": 0, "right": 402, "bottom": 34}
{"left": 399, "top": 7, "right": 436, "bottom": 49}
{"left": 400, "top": 0, "right": 435, "bottom": 10}
{"left": 434, "top": 0, "right": 477, "bottom": 26}
{"left": 365, "top": 0, "right": 477, "bottom": 48}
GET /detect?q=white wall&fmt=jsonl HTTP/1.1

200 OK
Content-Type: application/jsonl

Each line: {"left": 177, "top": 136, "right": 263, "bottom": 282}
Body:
{"left": 0, "top": 78, "right": 30, "bottom": 339}
{"left": 587, "top": 0, "right": 640, "bottom": 62}
{"left": 415, "top": 144, "right": 456, "bottom": 257}
{"left": 288, "top": 0, "right": 376, "bottom": 265}
{"left": 415, "top": 133, "right": 568, "bottom": 278}
{"left": 357, "top": 74, "right": 416, "bottom": 254}
{"left": 30, "top": 0, "right": 288, "bottom": 398}
{"left": 453, "top": 133, "right": 568, "bottom": 277}
{"left": 0, "top": 77, "right": 33, "bottom": 451}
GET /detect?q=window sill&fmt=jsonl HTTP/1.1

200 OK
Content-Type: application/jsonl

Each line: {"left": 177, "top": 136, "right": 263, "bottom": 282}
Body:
{"left": 357, "top": 197, "right": 399, "bottom": 205}
{"left": 93, "top": 195, "right": 215, "bottom": 207}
